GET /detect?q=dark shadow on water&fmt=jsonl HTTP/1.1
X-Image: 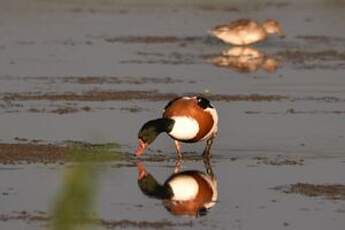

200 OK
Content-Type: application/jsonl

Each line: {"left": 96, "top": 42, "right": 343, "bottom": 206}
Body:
{"left": 136, "top": 158, "right": 218, "bottom": 217}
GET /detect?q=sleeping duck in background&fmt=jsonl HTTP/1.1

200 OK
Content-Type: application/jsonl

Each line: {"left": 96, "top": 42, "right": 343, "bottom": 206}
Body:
{"left": 210, "top": 19, "right": 285, "bottom": 46}
{"left": 135, "top": 96, "right": 218, "bottom": 159}
{"left": 136, "top": 159, "right": 217, "bottom": 217}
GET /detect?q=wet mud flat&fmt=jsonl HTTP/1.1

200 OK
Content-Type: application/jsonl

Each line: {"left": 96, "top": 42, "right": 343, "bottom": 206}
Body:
{"left": 0, "top": 142, "right": 66, "bottom": 164}
{"left": 0, "top": 141, "right": 127, "bottom": 164}
{"left": 1, "top": 88, "right": 345, "bottom": 115}
{"left": 277, "top": 183, "right": 345, "bottom": 200}
{"left": 1, "top": 0, "right": 345, "bottom": 230}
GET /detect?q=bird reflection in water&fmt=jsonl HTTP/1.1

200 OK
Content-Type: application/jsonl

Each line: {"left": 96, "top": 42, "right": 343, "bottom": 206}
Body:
{"left": 210, "top": 46, "right": 280, "bottom": 73}
{"left": 136, "top": 159, "right": 217, "bottom": 217}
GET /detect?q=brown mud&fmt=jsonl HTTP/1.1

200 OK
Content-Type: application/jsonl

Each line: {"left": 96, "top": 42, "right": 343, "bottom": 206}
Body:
{"left": 296, "top": 35, "right": 345, "bottom": 45}
{"left": 275, "top": 49, "right": 345, "bottom": 69}
{"left": 0, "top": 211, "right": 194, "bottom": 229}
{"left": 255, "top": 156, "right": 304, "bottom": 166}
{"left": 2, "top": 91, "right": 345, "bottom": 115}
{"left": 0, "top": 143, "right": 66, "bottom": 164}
{"left": 0, "top": 76, "right": 189, "bottom": 85}
{"left": 276, "top": 50, "right": 345, "bottom": 62}
{"left": 29, "top": 106, "right": 92, "bottom": 114}
{"left": 2, "top": 91, "right": 288, "bottom": 102}
{"left": 104, "top": 35, "right": 203, "bottom": 44}
{"left": 0, "top": 141, "right": 124, "bottom": 164}
{"left": 3, "top": 90, "right": 345, "bottom": 103}
{"left": 245, "top": 109, "right": 345, "bottom": 115}
{"left": 279, "top": 183, "right": 345, "bottom": 200}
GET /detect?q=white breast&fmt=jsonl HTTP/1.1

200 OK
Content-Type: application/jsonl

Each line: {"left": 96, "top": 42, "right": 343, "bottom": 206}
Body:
{"left": 218, "top": 32, "right": 244, "bottom": 45}
{"left": 168, "top": 175, "right": 199, "bottom": 201}
{"left": 239, "top": 28, "right": 266, "bottom": 45}
{"left": 168, "top": 116, "right": 199, "bottom": 141}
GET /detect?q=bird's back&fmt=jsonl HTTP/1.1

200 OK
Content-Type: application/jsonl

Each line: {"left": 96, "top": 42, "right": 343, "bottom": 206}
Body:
{"left": 162, "top": 97, "right": 215, "bottom": 142}
{"left": 212, "top": 19, "right": 266, "bottom": 45}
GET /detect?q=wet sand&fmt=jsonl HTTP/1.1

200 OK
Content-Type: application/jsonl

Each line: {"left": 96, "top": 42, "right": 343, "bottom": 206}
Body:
{"left": 1, "top": 0, "right": 345, "bottom": 230}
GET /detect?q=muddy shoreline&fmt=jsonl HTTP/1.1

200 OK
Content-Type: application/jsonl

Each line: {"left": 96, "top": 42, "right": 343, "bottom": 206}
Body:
{"left": 0, "top": 143, "right": 66, "bottom": 164}
{"left": 0, "top": 141, "right": 125, "bottom": 164}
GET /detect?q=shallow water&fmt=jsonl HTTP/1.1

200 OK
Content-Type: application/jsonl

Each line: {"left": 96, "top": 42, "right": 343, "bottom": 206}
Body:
{"left": 1, "top": 0, "right": 345, "bottom": 229}
{"left": 1, "top": 158, "right": 345, "bottom": 230}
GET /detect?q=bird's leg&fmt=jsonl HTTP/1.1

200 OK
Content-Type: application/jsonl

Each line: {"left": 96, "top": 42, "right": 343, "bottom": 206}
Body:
{"left": 203, "top": 157, "right": 214, "bottom": 178}
{"left": 174, "top": 158, "right": 182, "bottom": 174}
{"left": 174, "top": 140, "right": 182, "bottom": 159}
{"left": 202, "top": 134, "right": 215, "bottom": 158}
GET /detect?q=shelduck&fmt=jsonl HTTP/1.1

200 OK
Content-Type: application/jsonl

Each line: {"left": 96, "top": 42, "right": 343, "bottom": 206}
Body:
{"left": 210, "top": 19, "right": 284, "bottom": 46}
{"left": 135, "top": 96, "right": 218, "bottom": 158}
{"left": 136, "top": 160, "right": 217, "bottom": 217}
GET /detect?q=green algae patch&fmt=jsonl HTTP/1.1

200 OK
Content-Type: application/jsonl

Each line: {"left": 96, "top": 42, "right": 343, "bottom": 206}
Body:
{"left": 65, "top": 142, "right": 122, "bottom": 162}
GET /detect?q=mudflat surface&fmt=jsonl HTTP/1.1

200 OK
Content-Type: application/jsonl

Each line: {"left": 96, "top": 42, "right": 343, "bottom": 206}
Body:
{"left": 0, "top": 0, "right": 345, "bottom": 229}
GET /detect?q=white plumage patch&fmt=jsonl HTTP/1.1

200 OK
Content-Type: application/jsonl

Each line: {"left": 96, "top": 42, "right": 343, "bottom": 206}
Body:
{"left": 242, "top": 31, "right": 265, "bottom": 45}
{"left": 168, "top": 175, "right": 199, "bottom": 201}
{"left": 169, "top": 116, "right": 199, "bottom": 140}
{"left": 201, "top": 107, "right": 218, "bottom": 141}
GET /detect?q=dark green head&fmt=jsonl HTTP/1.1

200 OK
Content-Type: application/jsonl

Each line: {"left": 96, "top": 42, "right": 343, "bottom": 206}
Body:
{"left": 135, "top": 118, "right": 174, "bottom": 156}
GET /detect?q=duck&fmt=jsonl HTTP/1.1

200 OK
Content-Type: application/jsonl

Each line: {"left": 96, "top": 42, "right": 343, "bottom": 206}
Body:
{"left": 136, "top": 160, "right": 217, "bottom": 217}
{"left": 134, "top": 96, "right": 218, "bottom": 158}
{"left": 209, "top": 19, "right": 284, "bottom": 46}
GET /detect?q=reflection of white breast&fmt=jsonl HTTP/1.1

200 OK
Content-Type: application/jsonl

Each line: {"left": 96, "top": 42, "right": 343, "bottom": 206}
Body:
{"left": 168, "top": 175, "right": 199, "bottom": 201}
